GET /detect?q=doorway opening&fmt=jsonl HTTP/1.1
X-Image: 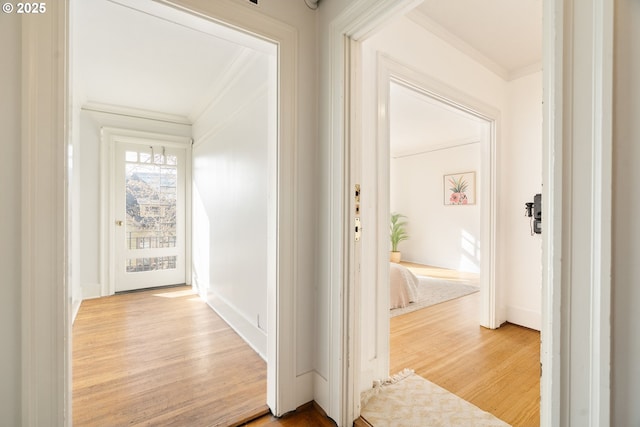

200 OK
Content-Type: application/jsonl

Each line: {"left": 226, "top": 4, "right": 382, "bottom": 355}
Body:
{"left": 69, "top": 0, "right": 281, "bottom": 422}
{"left": 387, "top": 79, "right": 486, "bottom": 315}
{"left": 347, "top": 1, "right": 543, "bottom": 424}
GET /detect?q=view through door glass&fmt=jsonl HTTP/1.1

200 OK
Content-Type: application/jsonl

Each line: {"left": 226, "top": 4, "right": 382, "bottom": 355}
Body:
{"left": 115, "top": 142, "right": 186, "bottom": 292}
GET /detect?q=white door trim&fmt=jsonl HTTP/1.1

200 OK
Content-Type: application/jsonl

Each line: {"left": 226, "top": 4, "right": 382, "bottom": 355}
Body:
{"left": 100, "top": 127, "right": 192, "bottom": 295}
{"left": 541, "top": 0, "right": 613, "bottom": 425}
{"left": 378, "top": 54, "right": 500, "bottom": 329}
{"left": 540, "top": 1, "right": 564, "bottom": 424}
{"left": 21, "top": 0, "right": 299, "bottom": 423}
{"left": 333, "top": 1, "right": 613, "bottom": 427}
{"left": 21, "top": 1, "right": 69, "bottom": 423}
{"left": 326, "top": 1, "right": 423, "bottom": 425}
{"left": 350, "top": 38, "right": 499, "bottom": 427}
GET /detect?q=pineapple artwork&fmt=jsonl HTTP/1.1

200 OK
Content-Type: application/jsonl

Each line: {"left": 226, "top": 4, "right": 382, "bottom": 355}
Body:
{"left": 444, "top": 172, "right": 476, "bottom": 205}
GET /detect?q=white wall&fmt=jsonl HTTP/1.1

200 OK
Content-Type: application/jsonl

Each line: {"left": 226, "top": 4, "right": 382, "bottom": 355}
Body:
{"left": 74, "top": 0, "right": 321, "bottom": 412}
{"left": 192, "top": 52, "right": 273, "bottom": 358}
{"left": 390, "top": 144, "right": 481, "bottom": 273}
{"left": 0, "top": 13, "right": 22, "bottom": 426}
{"left": 76, "top": 109, "right": 192, "bottom": 299}
{"left": 202, "top": 0, "right": 320, "bottom": 388}
{"left": 5, "top": 1, "right": 639, "bottom": 425}
{"left": 363, "top": 15, "right": 542, "bottom": 330}
{"left": 503, "top": 72, "right": 543, "bottom": 330}
{"left": 359, "top": 15, "right": 510, "bottom": 335}
{"left": 613, "top": 0, "right": 640, "bottom": 424}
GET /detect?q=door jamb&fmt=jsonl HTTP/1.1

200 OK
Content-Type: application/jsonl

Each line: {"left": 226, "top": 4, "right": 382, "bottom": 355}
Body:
{"left": 330, "top": 0, "right": 560, "bottom": 425}
{"left": 326, "top": 1, "right": 425, "bottom": 425}
{"left": 378, "top": 54, "right": 500, "bottom": 330}
{"left": 100, "top": 127, "right": 192, "bottom": 296}
{"left": 21, "top": 0, "right": 299, "bottom": 423}
{"left": 334, "top": 1, "right": 614, "bottom": 426}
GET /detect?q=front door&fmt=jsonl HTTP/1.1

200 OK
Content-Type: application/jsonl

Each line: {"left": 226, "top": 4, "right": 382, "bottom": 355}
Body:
{"left": 114, "top": 141, "right": 186, "bottom": 292}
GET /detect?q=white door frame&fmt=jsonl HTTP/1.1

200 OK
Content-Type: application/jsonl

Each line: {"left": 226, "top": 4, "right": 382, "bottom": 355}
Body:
{"left": 101, "top": 127, "right": 192, "bottom": 295}
{"left": 328, "top": 0, "right": 613, "bottom": 426}
{"left": 21, "top": 0, "right": 299, "bottom": 423}
{"left": 355, "top": 54, "right": 499, "bottom": 403}
{"left": 540, "top": 0, "right": 613, "bottom": 425}
{"left": 378, "top": 54, "right": 500, "bottom": 329}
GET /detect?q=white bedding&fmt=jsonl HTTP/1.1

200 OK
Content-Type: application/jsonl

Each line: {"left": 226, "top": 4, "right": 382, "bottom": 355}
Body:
{"left": 389, "top": 262, "right": 419, "bottom": 309}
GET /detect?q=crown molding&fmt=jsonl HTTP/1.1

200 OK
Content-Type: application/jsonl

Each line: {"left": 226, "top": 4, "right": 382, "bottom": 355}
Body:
{"left": 188, "top": 47, "right": 262, "bottom": 123}
{"left": 407, "top": 9, "right": 543, "bottom": 82}
{"left": 406, "top": 9, "right": 510, "bottom": 80}
{"left": 81, "top": 102, "right": 192, "bottom": 125}
{"left": 391, "top": 137, "right": 480, "bottom": 159}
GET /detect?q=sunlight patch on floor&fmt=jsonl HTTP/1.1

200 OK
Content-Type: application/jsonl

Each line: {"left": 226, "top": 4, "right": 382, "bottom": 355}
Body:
{"left": 153, "top": 289, "right": 197, "bottom": 298}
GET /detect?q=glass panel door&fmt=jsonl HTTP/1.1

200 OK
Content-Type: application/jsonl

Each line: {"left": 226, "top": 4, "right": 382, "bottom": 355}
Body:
{"left": 115, "top": 142, "right": 185, "bottom": 291}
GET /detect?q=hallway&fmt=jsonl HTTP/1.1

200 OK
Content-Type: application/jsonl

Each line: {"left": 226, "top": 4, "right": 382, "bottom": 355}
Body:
{"left": 73, "top": 286, "right": 268, "bottom": 426}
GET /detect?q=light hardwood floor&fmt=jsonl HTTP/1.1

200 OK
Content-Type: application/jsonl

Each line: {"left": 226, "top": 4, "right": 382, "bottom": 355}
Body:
{"left": 390, "top": 290, "right": 541, "bottom": 427}
{"left": 242, "top": 403, "right": 336, "bottom": 427}
{"left": 73, "top": 286, "right": 269, "bottom": 426}
{"left": 74, "top": 279, "right": 539, "bottom": 426}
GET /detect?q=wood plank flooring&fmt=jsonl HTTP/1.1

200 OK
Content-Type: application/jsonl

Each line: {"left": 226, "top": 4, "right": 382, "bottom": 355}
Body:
{"left": 390, "top": 291, "right": 540, "bottom": 427}
{"left": 242, "top": 403, "right": 336, "bottom": 427}
{"left": 74, "top": 279, "right": 540, "bottom": 426}
{"left": 73, "top": 286, "right": 269, "bottom": 426}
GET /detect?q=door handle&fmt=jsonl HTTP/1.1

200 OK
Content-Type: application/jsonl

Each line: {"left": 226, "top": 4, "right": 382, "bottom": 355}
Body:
{"left": 115, "top": 220, "right": 123, "bottom": 226}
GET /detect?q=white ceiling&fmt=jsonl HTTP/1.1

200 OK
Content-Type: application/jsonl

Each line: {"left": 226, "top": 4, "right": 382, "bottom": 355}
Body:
{"left": 390, "top": 0, "right": 542, "bottom": 157}
{"left": 409, "top": 0, "right": 543, "bottom": 80}
{"left": 74, "top": 0, "right": 541, "bottom": 156}
{"left": 390, "top": 82, "right": 484, "bottom": 158}
{"left": 73, "top": 0, "right": 275, "bottom": 121}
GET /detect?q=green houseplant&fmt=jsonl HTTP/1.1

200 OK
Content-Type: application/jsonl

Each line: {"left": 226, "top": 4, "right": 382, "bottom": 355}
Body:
{"left": 390, "top": 212, "right": 408, "bottom": 263}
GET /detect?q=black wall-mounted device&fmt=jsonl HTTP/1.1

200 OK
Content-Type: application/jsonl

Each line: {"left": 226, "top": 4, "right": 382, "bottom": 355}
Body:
{"left": 525, "top": 193, "right": 542, "bottom": 235}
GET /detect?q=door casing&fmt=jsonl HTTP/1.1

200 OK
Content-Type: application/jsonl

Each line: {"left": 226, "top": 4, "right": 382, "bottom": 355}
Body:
{"left": 19, "top": 0, "right": 614, "bottom": 425}
{"left": 20, "top": 0, "right": 300, "bottom": 423}
{"left": 327, "top": 0, "right": 613, "bottom": 426}
{"left": 354, "top": 53, "right": 499, "bottom": 400}
{"left": 101, "top": 128, "right": 192, "bottom": 295}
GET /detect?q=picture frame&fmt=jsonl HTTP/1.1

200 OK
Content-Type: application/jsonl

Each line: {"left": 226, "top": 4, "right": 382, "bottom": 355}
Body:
{"left": 444, "top": 171, "right": 476, "bottom": 205}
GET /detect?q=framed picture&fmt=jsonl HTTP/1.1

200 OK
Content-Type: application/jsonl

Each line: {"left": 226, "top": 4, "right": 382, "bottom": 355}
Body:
{"left": 444, "top": 171, "right": 476, "bottom": 205}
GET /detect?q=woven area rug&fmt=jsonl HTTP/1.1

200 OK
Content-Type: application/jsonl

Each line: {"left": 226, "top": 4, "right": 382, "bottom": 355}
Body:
{"left": 390, "top": 276, "right": 479, "bottom": 318}
{"left": 361, "top": 369, "right": 511, "bottom": 427}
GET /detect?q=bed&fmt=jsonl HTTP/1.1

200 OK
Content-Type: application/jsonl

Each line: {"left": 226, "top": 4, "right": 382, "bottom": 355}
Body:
{"left": 389, "top": 262, "right": 419, "bottom": 309}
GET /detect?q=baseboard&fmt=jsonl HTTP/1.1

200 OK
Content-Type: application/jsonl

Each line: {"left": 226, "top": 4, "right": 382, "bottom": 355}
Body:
{"left": 82, "top": 282, "right": 102, "bottom": 299}
{"left": 506, "top": 305, "right": 541, "bottom": 331}
{"left": 72, "top": 298, "right": 82, "bottom": 324}
{"left": 295, "top": 371, "right": 315, "bottom": 409}
{"left": 206, "top": 291, "right": 267, "bottom": 360}
{"left": 313, "top": 370, "right": 330, "bottom": 420}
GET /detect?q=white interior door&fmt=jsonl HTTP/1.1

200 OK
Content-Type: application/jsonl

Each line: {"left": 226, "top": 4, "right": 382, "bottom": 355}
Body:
{"left": 114, "top": 141, "right": 186, "bottom": 292}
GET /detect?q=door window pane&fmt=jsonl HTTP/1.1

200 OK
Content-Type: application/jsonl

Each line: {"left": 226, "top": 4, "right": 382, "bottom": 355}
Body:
{"left": 124, "top": 152, "right": 177, "bottom": 256}
{"left": 139, "top": 152, "right": 152, "bottom": 163}
{"left": 126, "top": 256, "right": 177, "bottom": 272}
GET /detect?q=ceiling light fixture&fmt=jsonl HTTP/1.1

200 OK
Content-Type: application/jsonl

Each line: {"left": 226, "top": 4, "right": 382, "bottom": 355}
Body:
{"left": 304, "top": 0, "right": 320, "bottom": 10}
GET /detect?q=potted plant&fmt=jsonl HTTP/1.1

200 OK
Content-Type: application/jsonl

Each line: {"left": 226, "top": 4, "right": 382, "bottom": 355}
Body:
{"left": 390, "top": 212, "right": 408, "bottom": 263}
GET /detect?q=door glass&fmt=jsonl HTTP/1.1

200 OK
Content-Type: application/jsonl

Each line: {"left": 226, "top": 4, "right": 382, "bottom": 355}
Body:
{"left": 125, "top": 149, "right": 177, "bottom": 272}
{"left": 126, "top": 256, "right": 177, "bottom": 272}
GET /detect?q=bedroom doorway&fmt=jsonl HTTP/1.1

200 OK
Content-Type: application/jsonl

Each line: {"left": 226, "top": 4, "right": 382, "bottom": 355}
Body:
{"left": 347, "top": 1, "right": 543, "bottom": 424}
{"left": 387, "top": 79, "right": 486, "bottom": 316}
